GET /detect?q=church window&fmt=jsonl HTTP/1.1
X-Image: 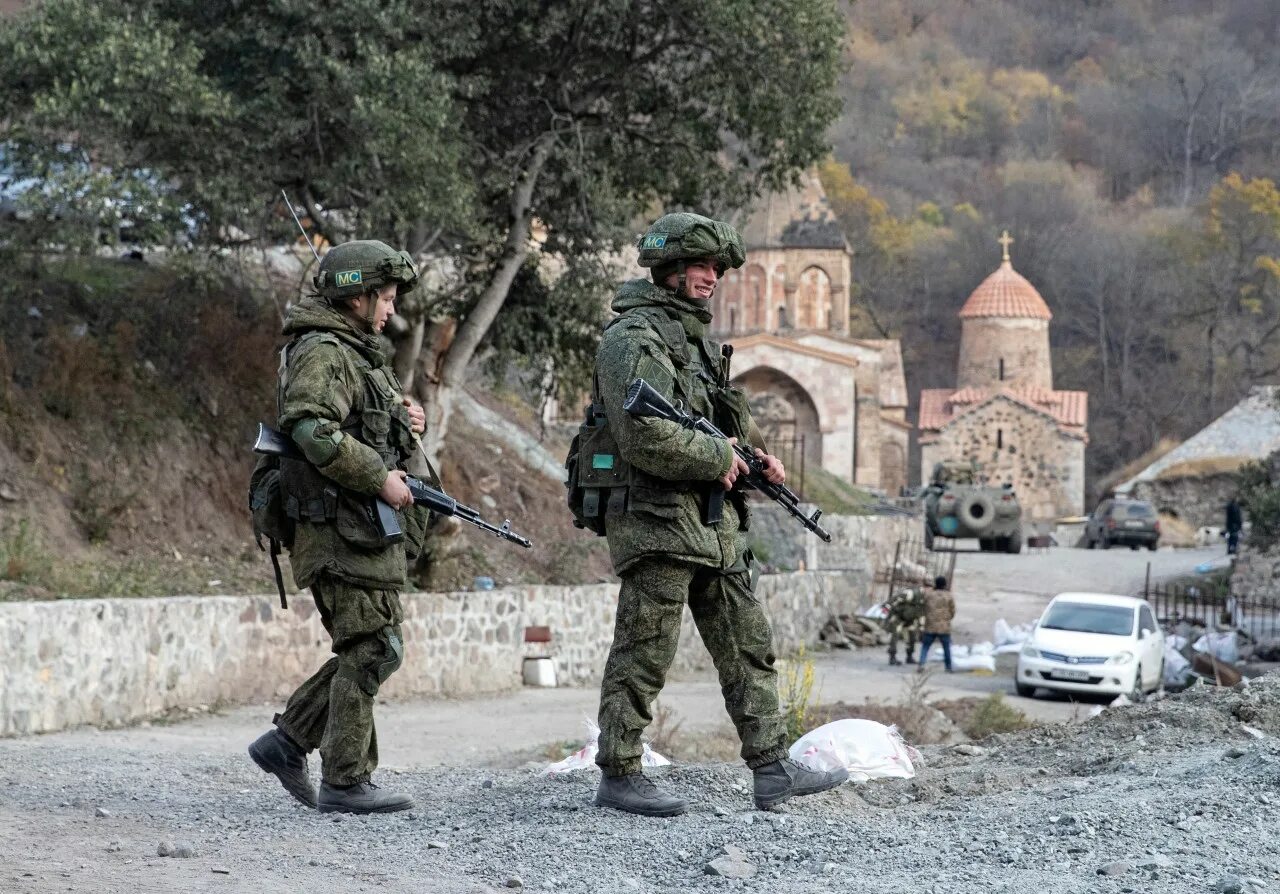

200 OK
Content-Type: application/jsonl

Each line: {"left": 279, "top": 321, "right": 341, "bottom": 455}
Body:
{"left": 999, "top": 358, "right": 1005, "bottom": 381}
{"left": 997, "top": 428, "right": 1004, "bottom": 449}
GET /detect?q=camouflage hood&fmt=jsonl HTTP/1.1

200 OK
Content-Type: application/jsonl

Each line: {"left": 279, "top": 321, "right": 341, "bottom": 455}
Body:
{"left": 281, "top": 297, "right": 386, "bottom": 367}
{"left": 611, "top": 278, "right": 712, "bottom": 338}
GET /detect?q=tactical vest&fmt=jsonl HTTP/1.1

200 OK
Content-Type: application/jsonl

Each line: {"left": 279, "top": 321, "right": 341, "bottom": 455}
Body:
{"left": 565, "top": 307, "right": 755, "bottom": 536}
{"left": 276, "top": 331, "right": 417, "bottom": 545}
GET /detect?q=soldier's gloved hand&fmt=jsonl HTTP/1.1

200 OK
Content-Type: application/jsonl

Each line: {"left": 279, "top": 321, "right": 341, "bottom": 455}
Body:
{"left": 403, "top": 398, "right": 426, "bottom": 435}
{"left": 754, "top": 449, "right": 786, "bottom": 485}
{"left": 379, "top": 469, "right": 414, "bottom": 510}
{"left": 719, "top": 437, "right": 751, "bottom": 490}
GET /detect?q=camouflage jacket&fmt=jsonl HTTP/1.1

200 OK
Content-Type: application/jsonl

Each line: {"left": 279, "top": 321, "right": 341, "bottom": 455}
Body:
{"left": 888, "top": 589, "right": 925, "bottom": 626}
{"left": 278, "top": 298, "right": 427, "bottom": 590}
{"left": 595, "top": 278, "right": 763, "bottom": 574}
{"left": 923, "top": 589, "right": 956, "bottom": 634}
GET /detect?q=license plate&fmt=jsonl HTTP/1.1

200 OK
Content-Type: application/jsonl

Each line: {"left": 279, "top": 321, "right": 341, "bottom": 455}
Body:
{"left": 1050, "top": 669, "right": 1091, "bottom": 681}
{"left": 1125, "top": 520, "right": 1145, "bottom": 528}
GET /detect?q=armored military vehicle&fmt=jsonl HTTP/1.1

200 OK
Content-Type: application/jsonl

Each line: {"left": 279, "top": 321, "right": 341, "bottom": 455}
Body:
{"left": 922, "top": 460, "right": 1022, "bottom": 553}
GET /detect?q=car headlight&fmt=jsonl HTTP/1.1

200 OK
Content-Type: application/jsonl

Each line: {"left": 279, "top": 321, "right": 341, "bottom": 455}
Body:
{"left": 1106, "top": 651, "right": 1134, "bottom": 666}
{"left": 1020, "top": 644, "right": 1040, "bottom": 658}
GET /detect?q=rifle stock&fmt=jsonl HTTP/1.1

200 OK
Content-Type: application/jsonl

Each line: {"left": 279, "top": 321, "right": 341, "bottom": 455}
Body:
{"left": 622, "top": 380, "right": 832, "bottom": 542}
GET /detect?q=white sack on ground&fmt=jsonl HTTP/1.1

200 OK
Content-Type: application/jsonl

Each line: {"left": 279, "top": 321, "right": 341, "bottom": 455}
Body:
{"left": 1193, "top": 630, "right": 1239, "bottom": 664}
{"left": 790, "top": 719, "right": 919, "bottom": 782}
{"left": 1163, "top": 642, "right": 1192, "bottom": 687}
{"left": 994, "top": 618, "right": 1035, "bottom": 654}
{"left": 543, "top": 719, "right": 670, "bottom": 775}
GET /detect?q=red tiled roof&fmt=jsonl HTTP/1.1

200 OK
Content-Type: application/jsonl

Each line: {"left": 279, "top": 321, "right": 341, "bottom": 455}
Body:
{"left": 959, "top": 260, "right": 1052, "bottom": 321}
{"left": 918, "top": 386, "right": 1088, "bottom": 434}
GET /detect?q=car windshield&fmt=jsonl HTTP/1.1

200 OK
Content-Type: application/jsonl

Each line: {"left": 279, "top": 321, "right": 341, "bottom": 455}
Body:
{"left": 1040, "top": 602, "right": 1134, "bottom": 636}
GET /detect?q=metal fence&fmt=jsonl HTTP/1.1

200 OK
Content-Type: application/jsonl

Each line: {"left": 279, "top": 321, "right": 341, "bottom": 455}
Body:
{"left": 885, "top": 536, "right": 958, "bottom": 602}
{"left": 767, "top": 434, "right": 807, "bottom": 501}
{"left": 1141, "top": 579, "right": 1280, "bottom": 641}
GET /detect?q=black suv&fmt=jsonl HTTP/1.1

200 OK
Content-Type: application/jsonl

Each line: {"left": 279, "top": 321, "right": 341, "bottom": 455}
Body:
{"left": 1084, "top": 498, "right": 1160, "bottom": 551}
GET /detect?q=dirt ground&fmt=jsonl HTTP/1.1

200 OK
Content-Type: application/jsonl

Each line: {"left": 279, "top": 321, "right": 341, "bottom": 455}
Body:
{"left": 0, "top": 545, "right": 1251, "bottom": 893}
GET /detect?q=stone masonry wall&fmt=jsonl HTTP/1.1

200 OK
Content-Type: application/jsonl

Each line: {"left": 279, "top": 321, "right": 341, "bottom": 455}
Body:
{"left": 921, "top": 399, "right": 1084, "bottom": 520}
{"left": 1132, "top": 473, "right": 1239, "bottom": 530}
{"left": 0, "top": 557, "right": 885, "bottom": 737}
{"left": 957, "top": 317, "right": 1052, "bottom": 390}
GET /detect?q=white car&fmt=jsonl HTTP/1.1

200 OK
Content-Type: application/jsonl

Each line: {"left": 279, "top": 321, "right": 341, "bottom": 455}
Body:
{"left": 1015, "top": 592, "right": 1165, "bottom": 700}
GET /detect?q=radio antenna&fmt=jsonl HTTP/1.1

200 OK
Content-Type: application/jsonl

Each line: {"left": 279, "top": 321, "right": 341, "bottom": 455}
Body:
{"left": 281, "top": 189, "right": 322, "bottom": 264}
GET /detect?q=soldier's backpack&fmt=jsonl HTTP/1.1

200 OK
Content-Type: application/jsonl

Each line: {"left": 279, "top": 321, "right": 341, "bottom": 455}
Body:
{"left": 248, "top": 453, "right": 294, "bottom": 609}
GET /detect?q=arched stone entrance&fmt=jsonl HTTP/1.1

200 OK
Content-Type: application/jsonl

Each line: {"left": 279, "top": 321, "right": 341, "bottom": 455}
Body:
{"left": 732, "top": 366, "right": 823, "bottom": 481}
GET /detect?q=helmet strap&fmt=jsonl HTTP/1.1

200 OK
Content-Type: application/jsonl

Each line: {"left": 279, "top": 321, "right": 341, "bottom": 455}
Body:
{"left": 365, "top": 287, "right": 378, "bottom": 330}
{"left": 675, "top": 260, "right": 687, "bottom": 299}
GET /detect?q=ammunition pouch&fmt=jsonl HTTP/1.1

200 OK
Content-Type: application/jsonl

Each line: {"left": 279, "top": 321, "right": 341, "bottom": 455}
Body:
{"left": 280, "top": 455, "right": 387, "bottom": 551}
{"left": 565, "top": 401, "right": 630, "bottom": 536}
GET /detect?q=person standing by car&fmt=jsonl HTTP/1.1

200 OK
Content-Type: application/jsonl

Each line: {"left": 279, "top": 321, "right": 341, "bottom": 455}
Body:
{"left": 1225, "top": 498, "right": 1244, "bottom": 555}
{"left": 919, "top": 576, "right": 956, "bottom": 672}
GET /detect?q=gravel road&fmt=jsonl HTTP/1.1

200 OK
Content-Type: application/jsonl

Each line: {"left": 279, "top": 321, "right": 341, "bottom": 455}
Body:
{"left": 1, "top": 545, "right": 1249, "bottom": 893}
{"left": 3, "top": 676, "right": 1276, "bottom": 894}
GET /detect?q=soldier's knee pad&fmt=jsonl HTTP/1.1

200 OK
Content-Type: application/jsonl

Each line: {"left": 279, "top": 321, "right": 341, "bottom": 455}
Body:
{"left": 350, "top": 626, "right": 404, "bottom": 697}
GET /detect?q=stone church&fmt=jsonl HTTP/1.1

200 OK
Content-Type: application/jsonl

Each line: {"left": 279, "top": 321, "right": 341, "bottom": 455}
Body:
{"left": 918, "top": 235, "right": 1088, "bottom": 521}
{"left": 710, "top": 171, "right": 910, "bottom": 494}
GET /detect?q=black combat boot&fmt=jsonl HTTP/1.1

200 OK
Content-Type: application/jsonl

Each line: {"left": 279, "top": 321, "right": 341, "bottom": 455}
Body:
{"left": 594, "top": 772, "right": 688, "bottom": 817}
{"left": 905, "top": 654, "right": 917, "bottom": 664}
{"left": 318, "top": 780, "right": 415, "bottom": 814}
{"left": 752, "top": 759, "right": 849, "bottom": 810}
{"left": 888, "top": 655, "right": 901, "bottom": 666}
{"left": 248, "top": 728, "right": 317, "bottom": 808}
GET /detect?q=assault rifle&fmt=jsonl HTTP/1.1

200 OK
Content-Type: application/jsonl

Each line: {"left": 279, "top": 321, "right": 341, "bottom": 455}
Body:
{"left": 253, "top": 424, "right": 532, "bottom": 549}
{"left": 622, "top": 379, "right": 833, "bottom": 542}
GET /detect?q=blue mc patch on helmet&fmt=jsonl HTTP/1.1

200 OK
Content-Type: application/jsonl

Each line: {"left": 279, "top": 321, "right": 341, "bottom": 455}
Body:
{"left": 334, "top": 270, "right": 363, "bottom": 287}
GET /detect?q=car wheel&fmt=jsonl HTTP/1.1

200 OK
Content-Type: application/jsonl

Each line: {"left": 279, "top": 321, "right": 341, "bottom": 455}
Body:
{"left": 1148, "top": 542, "right": 1157, "bottom": 552}
{"left": 1130, "top": 544, "right": 1139, "bottom": 551}
{"left": 1015, "top": 681, "right": 1036, "bottom": 698}
{"left": 1006, "top": 532, "right": 1023, "bottom": 554}
{"left": 1128, "top": 665, "right": 1145, "bottom": 703}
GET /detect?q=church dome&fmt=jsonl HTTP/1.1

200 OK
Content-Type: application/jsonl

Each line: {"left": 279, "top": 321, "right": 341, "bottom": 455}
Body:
{"left": 959, "top": 258, "right": 1051, "bottom": 321}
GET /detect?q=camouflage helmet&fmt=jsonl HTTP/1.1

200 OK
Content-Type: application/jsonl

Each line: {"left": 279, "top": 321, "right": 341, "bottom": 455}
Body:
{"left": 312, "top": 239, "right": 419, "bottom": 304}
{"left": 636, "top": 212, "right": 746, "bottom": 271}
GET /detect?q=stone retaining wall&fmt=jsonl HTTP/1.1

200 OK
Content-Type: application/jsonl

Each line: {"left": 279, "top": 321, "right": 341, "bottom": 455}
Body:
{"left": 0, "top": 568, "right": 872, "bottom": 737}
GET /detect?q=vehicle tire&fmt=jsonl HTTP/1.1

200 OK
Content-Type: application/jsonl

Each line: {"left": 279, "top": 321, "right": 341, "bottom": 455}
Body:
{"left": 1015, "top": 681, "right": 1036, "bottom": 698}
{"left": 1129, "top": 665, "right": 1145, "bottom": 703}
{"left": 958, "top": 493, "right": 995, "bottom": 533}
{"left": 1130, "top": 544, "right": 1139, "bottom": 551}
{"left": 1148, "top": 542, "right": 1157, "bottom": 552}
{"left": 924, "top": 526, "right": 935, "bottom": 551}
{"left": 1005, "top": 531, "right": 1022, "bottom": 554}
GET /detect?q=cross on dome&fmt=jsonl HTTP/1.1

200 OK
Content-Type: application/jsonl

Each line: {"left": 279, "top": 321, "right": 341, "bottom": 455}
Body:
{"left": 998, "top": 230, "right": 1014, "bottom": 263}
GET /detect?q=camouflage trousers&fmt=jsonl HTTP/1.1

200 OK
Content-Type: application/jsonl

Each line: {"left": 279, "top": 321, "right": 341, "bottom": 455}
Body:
{"left": 273, "top": 574, "right": 405, "bottom": 786}
{"left": 596, "top": 553, "right": 789, "bottom": 777}
{"left": 886, "top": 619, "right": 920, "bottom": 663}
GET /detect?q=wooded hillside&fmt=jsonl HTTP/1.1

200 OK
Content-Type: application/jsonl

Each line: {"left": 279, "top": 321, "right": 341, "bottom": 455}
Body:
{"left": 822, "top": 0, "right": 1280, "bottom": 488}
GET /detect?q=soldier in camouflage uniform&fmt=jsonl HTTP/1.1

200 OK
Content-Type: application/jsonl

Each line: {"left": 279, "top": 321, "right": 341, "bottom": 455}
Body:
{"left": 248, "top": 240, "right": 433, "bottom": 814}
{"left": 590, "top": 213, "right": 848, "bottom": 816}
{"left": 885, "top": 586, "right": 924, "bottom": 666}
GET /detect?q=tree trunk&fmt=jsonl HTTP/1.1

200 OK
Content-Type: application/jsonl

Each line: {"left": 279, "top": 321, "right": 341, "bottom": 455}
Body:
{"left": 419, "top": 131, "right": 557, "bottom": 458}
